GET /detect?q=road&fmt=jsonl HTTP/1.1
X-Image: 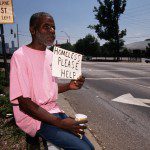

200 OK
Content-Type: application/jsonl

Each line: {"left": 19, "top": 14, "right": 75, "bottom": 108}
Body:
{"left": 61, "top": 62, "right": 150, "bottom": 150}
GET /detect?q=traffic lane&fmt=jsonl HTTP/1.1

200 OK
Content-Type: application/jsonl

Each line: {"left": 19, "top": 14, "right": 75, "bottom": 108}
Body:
{"left": 82, "top": 62, "right": 150, "bottom": 81}
{"left": 85, "top": 78, "right": 150, "bottom": 99}
{"left": 82, "top": 65, "right": 150, "bottom": 78}
{"left": 78, "top": 62, "right": 150, "bottom": 149}
{"left": 82, "top": 62, "right": 150, "bottom": 73}
{"left": 106, "top": 70, "right": 150, "bottom": 78}
{"left": 84, "top": 79, "right": 150, "bottom": 136}
{"left": 83, "top": 69, "right": 150, "bottom": 90}
{"left": 62, "top": 85, "right": 150, "bottom": 150}
{"left": 125, "top": 78, "right": 150, "bottom": 89}
{"left": 83, "top": 69, "right": 150, "bottom": 79}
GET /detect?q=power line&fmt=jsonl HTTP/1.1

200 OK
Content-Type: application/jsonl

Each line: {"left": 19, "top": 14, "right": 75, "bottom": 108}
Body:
{"left": 122, "top": 13, "right": 150, "bottom": 21}
{"left": 120, "top": 21, "right": 150, "bottom": 30}
{"left": 120, "top": 18, "right": 150, "bottom": 25}
{"left": 125, "top": 7, "right": 150, "bottom": 15}
{"left": 124, "top": 35, "right": 150, "bottom": 39}
{"left": 126, "top": 1, "right": 150, "bottom": 12}
{"left": 121, "top": 4, "right": 150, "bottom": 22}
{"left": 18, "top": 33, "right": 31, "bottom": 37}
{"left": 120, "top": 21, "right": 150, "bottom": 28}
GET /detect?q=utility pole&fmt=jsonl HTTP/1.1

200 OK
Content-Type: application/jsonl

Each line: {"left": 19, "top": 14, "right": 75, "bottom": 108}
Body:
{"left": 114, "top": 0, "right": 120, "bottom": 61}
{"left": 0, "top": 24, "right": 9, "bottom": 80}
{"left": 61, "top": 31, "right": 70, "bottom": 43}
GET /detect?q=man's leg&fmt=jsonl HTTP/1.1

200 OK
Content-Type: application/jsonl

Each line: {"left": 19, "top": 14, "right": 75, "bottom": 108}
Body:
{"left": 37, "top": 113, "right": 94, "bottom": 150}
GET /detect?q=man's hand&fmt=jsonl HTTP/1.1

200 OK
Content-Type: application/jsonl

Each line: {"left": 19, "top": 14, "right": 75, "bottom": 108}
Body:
{"left": 59, "top": 117, "right": 87, "bottom": 136}
{"left": 58, "top": 75, "right": 85, "bottom": 93}
{"left": 69, "top": 75, "right": 85, "bottom": 90}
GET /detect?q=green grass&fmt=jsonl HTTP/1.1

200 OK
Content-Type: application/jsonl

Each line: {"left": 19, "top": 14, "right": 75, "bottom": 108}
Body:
{"left": 0, "top": 71, "right": 26, "bottom": 149}
{"left": 0, "top": 71, "right": 12, "bottom": 118}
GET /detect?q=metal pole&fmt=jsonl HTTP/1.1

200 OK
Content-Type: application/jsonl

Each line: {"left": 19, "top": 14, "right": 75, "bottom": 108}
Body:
{"left": 61, "top": 31, "right": 70, "bottom": 43}
{"left": 0, "top": 24, "right": 9, "bottom": 80}
{"left": 16, "top": 23, "right": 19, "bottom": 48}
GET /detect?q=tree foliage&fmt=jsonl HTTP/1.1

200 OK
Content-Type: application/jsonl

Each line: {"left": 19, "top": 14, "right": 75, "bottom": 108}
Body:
{"left": 60, "top": 43, "right": 75, "bottom": 51}
{"left": 146, "top": 43, "right": 150, "bottom": 58}
{"left": 89, "top": 0, "right": 126, "bottom": 59}
{"left": 74, "top": 34, "right": 100, "bottom": 56}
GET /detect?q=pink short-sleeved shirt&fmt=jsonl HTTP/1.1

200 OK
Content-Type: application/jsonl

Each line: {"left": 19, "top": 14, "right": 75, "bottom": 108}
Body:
{"left": 9, "top": 46, "right": 63, "bottom": 137}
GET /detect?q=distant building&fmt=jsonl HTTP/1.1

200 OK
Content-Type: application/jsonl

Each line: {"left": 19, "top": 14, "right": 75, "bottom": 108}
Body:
{"left": 0, "top": 41, "right": 9, "bottom": 54}
{"left": 9, "top": 40, "right": 17, "bottom": 54}
{"left": 0, "top": 40, "right": 18, "bottom": 55}
{"left": 55, "top": 40, "right": 61, "bottom": 47}
{"left": 11, "top": 41, "right": 15, "bottom": 50}
{"left": 0, "top": 41, "right": 2, "bottom": 54}
{"left": 125, "top": 39, "right": 150, "bottom": 51}
{"left": 5, "top": 43, "right": 9, "bottom": 54}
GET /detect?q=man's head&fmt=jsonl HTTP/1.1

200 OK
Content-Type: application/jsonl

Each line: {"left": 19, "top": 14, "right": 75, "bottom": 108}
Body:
{"left": 29, "top": 12, "right": 55, "bottom": 46}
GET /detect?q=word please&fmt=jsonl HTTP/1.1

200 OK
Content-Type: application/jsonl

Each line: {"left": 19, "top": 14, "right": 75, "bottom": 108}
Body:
{"left": 58, "top": 57, "right": 79, "bottom": 70}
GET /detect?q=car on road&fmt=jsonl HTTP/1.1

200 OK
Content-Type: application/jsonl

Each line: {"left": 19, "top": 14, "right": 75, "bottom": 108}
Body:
{"left": 145, "top": 58, "right": 150, "bottom": 63}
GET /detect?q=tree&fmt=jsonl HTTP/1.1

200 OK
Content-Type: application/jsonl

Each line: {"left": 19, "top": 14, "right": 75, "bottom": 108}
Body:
{"left": 74, "top": 34, "right": 100, "bottom": 57}
{"left": 101, "top": 41, "right": 116, "bottom": 57}
{"left": 121, "top": 47, "right": 129, "bottom": 57}
{"left": 89, "top": 0, "right": 126, "bottom": 61}
{"left": 101, "top": 38, "right": 124, "bottom": 57}
{"left": 60, "top": 42, "right": 75, "bottom": 51}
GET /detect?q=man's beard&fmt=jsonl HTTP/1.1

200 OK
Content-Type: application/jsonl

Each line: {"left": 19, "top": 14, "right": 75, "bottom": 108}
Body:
{"left": 36, "top": 31, "right": 55, "bottom": 46}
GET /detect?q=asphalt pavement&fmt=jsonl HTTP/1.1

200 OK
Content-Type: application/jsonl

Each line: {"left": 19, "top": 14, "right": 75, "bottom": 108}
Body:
{"left": 60, "top": 62, "right": 150, "bottom": 150}
{"left": 57, "top": 94, "right": 103, "bottom": 150}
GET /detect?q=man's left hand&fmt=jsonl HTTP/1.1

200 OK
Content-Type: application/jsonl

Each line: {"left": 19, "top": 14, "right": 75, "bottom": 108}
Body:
{"left": 69, "top": 75, "right": 85, "bottom": 90}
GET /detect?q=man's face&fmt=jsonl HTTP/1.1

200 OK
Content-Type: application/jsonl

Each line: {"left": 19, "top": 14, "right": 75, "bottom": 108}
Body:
{"left": 35, "top": 16, "right": 55, "bottom": 46}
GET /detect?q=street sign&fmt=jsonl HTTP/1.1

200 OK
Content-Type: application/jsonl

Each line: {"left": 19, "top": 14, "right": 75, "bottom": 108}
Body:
{"left": 0, "top": 0, "right": 14, "bottom": 24}
{"left": 52, "top": 46, "right": 82, "bottom": 79}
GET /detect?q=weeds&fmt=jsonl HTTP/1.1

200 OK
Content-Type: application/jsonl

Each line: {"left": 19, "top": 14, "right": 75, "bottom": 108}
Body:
{"left": 0, "top": 71, "right": 26, "bottom": 149}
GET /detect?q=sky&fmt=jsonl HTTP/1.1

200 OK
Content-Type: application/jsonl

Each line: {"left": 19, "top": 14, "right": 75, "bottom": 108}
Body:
{"left": 3, "top": 0, "right": 150, "bottom": 48}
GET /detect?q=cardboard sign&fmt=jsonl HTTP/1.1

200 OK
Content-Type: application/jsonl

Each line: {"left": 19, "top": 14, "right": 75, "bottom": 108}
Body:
{"left": 0, "top": 0, "right": 14, "bottom": 24}
{"left": 52, "top": 46, "right": 82, "bottom": 79}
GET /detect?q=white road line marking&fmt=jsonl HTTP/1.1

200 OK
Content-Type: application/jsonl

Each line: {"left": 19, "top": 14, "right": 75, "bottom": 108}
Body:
{"left": 86, "top": 77, "right": 150, "bottom": 80}
{"left": 82, "top": 68, "right": 150, "bottom": 72}
{"left": 86, "top": 77, "right": 150, "bottom": 89}
{"left": 112, "top": 93, "right": 150, "bottom": 108}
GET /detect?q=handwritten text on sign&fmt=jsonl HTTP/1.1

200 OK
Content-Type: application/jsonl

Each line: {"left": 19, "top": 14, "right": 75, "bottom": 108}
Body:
{"left": 52, "top": 47, "right": 82, "bottom": 79}
{"left": 0, "top": 0, "right": 14, "bottom": 24}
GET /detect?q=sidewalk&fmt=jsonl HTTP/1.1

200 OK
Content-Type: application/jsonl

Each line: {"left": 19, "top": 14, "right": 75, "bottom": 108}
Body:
{"left": 57, "top": 94, "right": 103, "bottom": 150}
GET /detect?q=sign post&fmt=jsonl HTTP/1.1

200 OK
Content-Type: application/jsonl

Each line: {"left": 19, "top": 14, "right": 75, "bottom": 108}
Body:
{"left": 52, "top": 46, "right": 82, "bottom": 79}
{"left": 0, "top": 24, "right": 8, "bottom": 80}
{"left": 0, "top": 0, "right": 14, "bottom": 80}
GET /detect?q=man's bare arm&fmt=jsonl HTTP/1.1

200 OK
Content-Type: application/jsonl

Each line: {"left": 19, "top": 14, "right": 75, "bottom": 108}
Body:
{"left": 58, "top": 83, "right": 70, "bottom": 93}
{"left": 18, "top": 96, "right": 86, "bottom": 135}
{"left": 18, "top": 96, "right": 62, "bottom": 124}
{"left": 58, "top": 75, "right": 85, "bottom": 93}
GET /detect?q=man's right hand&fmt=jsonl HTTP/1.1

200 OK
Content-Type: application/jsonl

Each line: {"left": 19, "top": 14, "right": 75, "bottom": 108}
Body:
{"left": 58, "top": 117, "right": 87, "bottom": 136}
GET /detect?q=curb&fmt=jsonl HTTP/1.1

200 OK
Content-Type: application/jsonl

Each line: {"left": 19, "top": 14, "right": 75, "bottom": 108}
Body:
{"left": 57, "top": 94, "right": 103, "bottom": 150}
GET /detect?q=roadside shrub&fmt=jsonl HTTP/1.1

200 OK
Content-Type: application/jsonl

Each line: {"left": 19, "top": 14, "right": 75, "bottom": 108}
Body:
{"left": 0, "top": 71, "right": 12, "bottom": 118}
{"left": 0, "top": 93, "right": 13, "bottom": 118}
{"left": 0, "top": 84, "right": 4, "bottom": 93}
{"left": 0, "top": 71, "right": 9, "bottom": 87}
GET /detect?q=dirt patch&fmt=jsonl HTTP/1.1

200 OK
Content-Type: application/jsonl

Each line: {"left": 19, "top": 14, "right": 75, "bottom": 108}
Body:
{"left": 0, "top": 118, "right": 26, "bottom": 150}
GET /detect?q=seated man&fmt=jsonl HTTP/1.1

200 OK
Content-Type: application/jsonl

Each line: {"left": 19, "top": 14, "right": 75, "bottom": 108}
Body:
{"left": 9, "top": 12, "right": 94, "bottom": 150}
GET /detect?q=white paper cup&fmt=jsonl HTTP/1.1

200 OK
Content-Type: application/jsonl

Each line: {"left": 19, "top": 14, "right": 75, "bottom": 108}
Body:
{"left": 75, "top": 114, "right": 87, "bottom": 122}
{"left": 75, "top": 114, "right": 87, "bottom": 139}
